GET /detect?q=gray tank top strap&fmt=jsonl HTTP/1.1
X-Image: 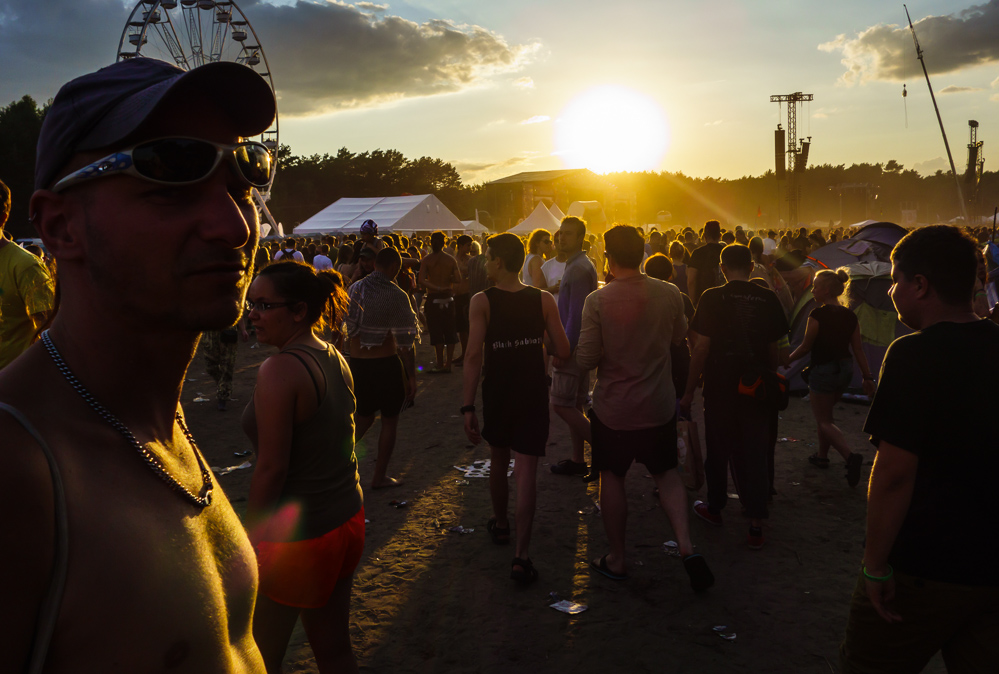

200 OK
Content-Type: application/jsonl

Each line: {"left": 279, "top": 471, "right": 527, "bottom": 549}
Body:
{"left": 0, "top": 403, "right": 69, "bottom": 674}
{"left": 281, "top": 347, "right": 326, "bottom": 405}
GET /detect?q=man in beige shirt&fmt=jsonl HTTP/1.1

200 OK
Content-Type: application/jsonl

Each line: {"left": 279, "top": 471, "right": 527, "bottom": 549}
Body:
{"left": 575, "top": 225, "right": 714, "bottom": 591}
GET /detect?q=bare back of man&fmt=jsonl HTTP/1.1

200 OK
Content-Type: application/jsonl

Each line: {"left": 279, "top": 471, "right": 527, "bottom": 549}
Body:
{"left": 1, "top": 352, "right": 261, "bottom": 672}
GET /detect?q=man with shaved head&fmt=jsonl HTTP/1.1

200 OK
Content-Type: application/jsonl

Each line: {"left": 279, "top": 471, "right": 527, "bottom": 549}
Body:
{"left": 0, "top": 58, "right": 276, "bottom": 671}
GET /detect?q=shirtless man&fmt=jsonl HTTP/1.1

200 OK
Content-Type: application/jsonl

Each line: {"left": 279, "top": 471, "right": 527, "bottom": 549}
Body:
{"left": 418, "top": 230, "right": 462, "bottom": 371}
{"left": 0, "top": 58, "right": 275, "bottom": 672}
{"left": 452, "top": 234, "right": 473, "bottom": 364}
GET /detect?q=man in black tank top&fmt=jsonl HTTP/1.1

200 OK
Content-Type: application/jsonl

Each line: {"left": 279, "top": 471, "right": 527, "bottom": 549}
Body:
{"left": 461, "top": 233, "right": 570, "bottom": 585}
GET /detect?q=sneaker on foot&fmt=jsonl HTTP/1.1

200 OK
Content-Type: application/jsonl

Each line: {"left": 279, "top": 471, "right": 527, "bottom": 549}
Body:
{"left": 748, "top": 526, "right": 765, "bottom": 550}
{"left": 693, "top": 500, "right": 723, "bottom": 526}
{"left": 550, "top": 459, "right": 588, "bottom": 476}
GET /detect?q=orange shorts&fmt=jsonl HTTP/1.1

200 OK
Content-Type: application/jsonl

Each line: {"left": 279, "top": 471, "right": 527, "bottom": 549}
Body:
{"left": 256, "top": 508, "right": 365, "bottom": 608}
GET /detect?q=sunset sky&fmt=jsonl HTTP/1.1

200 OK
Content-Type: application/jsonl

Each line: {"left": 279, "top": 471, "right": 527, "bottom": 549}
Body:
{"left": 2, "top": 0, "right": 997, "bottom": 184}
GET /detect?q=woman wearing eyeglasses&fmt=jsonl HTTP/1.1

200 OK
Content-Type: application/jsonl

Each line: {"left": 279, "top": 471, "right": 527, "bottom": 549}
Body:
{"left": 241, "top": 260, "right": 363, "bottom": 673}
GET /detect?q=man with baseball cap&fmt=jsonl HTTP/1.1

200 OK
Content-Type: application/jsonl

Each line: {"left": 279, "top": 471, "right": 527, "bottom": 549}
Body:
{"left": 0, "top": 57, "right": 275, "bottom": 671}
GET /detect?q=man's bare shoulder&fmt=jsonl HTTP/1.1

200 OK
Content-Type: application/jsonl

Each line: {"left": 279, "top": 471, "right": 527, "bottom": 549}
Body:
{"left": 0, "top": 351, "right": 60, "bottom": 671}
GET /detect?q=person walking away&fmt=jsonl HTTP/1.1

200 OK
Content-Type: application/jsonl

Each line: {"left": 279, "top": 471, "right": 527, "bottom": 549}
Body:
{"left": 549, "top": 216, "right": 598, "bottom": 478}
{"left": 243, "top": 261, "right": 363, "bottom": 673}
{"left": 686, "top": 220, "right": 726, "bottom": 305}
{"left": 787, "top": 268, "right": 877, "bottom": 486}
{"left": 418, "top": 230, "right": 461, "bottom": 372}
{"left": 576, "top": 226, "right": 714, "bottom": 590}
{"left": 345, "top": 248, "right": 419, "bottom": 489}
{"left": 681, "top": 244, "right": 789, "bottom": 550}
{"left": 841, "top": 225, "right": 999, "bottom": 673}
{"left": 453, "top": 234, "right": 473, "bottom": 365}
{"left": 461, "top": 233, "right": 570, "bottom": 584}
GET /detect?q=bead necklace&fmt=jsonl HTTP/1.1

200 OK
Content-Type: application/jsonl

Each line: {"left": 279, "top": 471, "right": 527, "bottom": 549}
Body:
{"left": 41, "top": 330, "right": 213, "bottom": 508}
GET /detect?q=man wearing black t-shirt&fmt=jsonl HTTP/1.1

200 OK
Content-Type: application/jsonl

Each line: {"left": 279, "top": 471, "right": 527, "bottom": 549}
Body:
{"left": 680, "top": 244, "right": 788, "bottom": 550}
{"left": 841, "top": 225, "right": 999, "bottom": 673}
{"left": 686, "top": 220, "right": 726, "bottom": 305}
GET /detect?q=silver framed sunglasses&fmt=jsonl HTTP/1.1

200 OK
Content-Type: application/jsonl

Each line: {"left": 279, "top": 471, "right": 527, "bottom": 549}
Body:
{"left": 52, "top": 137, "right": 273, "bottom": 193}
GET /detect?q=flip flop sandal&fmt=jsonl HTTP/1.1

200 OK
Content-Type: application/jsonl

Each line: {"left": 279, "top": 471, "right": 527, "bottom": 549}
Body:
{"left": 510, "top": 557, "right": 538, "bottom": 585}
{"left": 808, "top": 453, "right": 830, "bottom": 468}
{"left": 487, "top": 517, "right": 510, "bottom": 545}
{"left": 683, "top": 553, "right": 715, "bottom": 592}
{"left": 590, "top": 555, "right": 628, "bottom": 581}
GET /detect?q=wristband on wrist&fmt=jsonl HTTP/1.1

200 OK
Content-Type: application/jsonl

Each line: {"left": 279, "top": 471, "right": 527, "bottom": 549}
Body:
{"left": 862, "top": 564, "right": 893, "bottom": 582}
{"left": 460, "top": 405, "right": 476, "bottom": 414}
{"left": 863, "top": 375, "right": 874, "bottom": 381}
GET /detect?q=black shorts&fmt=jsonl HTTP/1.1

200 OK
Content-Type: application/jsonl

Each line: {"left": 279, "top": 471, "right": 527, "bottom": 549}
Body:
{"left": 454, "top": 293, "right": 471, "bottom": 334}
{"left": 588, "top": 409, "right": 678, "bottom": 478}
{"left": 481, "top": 393, "right": 549, "bottom": 457}
{"left": 349, "top": 355, "right": 406, "bottom": 418}
{"left": 424, "top": 294, "right": 458, "bottom": 346}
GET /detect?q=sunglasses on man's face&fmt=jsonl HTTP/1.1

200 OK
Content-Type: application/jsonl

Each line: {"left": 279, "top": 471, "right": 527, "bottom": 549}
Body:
{"left": 52, "top": 137, "right": 274, "bottom": 193}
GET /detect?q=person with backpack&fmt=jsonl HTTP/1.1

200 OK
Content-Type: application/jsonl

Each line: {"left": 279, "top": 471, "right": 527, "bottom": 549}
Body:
{"left": 680, "top": 244, "right": 789, "bottom": 550}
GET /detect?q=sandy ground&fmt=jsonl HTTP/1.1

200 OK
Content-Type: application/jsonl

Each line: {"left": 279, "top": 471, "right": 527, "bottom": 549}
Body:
{"left": 182, "top": 338, "right": 945, "bottom": 674}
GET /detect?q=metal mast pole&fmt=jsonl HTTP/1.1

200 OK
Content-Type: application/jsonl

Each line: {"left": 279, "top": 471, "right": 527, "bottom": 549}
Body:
{"left": 770, "top": 92, "right": 813, "bottom": 227}
{"left": 904, "top": 4, "right": 969, "bottom": 224}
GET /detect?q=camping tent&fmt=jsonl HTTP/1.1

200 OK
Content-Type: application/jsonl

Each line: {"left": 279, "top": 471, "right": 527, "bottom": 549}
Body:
{"left": 549, "top": 203, "right": 566, "bottom": 221}
{"left": 783, "top": 222, "right": 910, "bottom": 391}
{"left": 461, "top": 220, "right": 490, "bottom": 234}
{"left": 508, "top": 201, "right": 561, "bottom": 234}
{"left": 294, "top": 195, "right": 464, "bottom": 235}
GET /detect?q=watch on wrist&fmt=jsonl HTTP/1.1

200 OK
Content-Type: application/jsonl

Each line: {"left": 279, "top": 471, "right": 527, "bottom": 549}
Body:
{"left": 460, "top": 405, "right": 475, "bottom": 414}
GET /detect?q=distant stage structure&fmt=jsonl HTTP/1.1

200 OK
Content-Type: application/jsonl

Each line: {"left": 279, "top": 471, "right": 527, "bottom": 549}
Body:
{"left": 771, "top": 91, "right": 813, "bottom": 227}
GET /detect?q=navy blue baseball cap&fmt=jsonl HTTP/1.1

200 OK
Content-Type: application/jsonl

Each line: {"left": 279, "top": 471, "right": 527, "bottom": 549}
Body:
{"left": 35, "top": 57, "right": 276, "bottom": 190}
{"left": 360, "top": 219, "right": 378, "bottom": 235}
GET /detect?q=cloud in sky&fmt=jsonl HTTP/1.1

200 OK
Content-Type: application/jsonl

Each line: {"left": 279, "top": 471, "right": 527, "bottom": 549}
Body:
{"left": 520, "top": 115, "right": 550, "bottom": 125}
{"left": 819, "top": 0, "right": 999, "bottom": 85}
{"left": 0, "top": 0, "right": 538, "bottom": 116}
{"left": 913, "top": 156, "right": 948, "bottom": 175}
{"left": 703, "top": 119, "right": 723, "bottom": 126}
{"left": 455, "top": 154, "right": 537, "bottom": 182}
{"left": 514, "top": 77, "right": 535, "bottom": 89}
{"left": 939, "top": 85, "right": 984, "bottom": 94}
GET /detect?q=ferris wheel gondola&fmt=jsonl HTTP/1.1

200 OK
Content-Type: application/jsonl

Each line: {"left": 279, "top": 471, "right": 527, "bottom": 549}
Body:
{"left": 117, "top": 0, "right": 279, "bottom": 203}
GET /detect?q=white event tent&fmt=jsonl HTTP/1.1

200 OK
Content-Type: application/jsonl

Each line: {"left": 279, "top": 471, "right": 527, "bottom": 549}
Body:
{"left": 295, "top": 195, "right": 465, "bottom": 235}
{"left": 508, "top": 201, "right": 561, "bottom": 234}
{"left": 549, "top": 203, "right": 566, "bottom": 221}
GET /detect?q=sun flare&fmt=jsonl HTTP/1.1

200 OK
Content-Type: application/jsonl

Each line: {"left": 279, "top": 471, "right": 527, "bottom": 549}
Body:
{"left": 554, "top": 86, "right": 669, "bottom": 174}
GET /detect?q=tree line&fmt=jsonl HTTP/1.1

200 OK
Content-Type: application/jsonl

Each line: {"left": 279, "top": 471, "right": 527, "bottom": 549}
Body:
{"left": 2, "top": 94, "right": 996, "bottom": 240}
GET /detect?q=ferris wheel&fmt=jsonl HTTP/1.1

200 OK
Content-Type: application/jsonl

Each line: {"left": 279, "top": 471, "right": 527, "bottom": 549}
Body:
{"left": 117, "top": 0, "right": 279, "bottom": 202}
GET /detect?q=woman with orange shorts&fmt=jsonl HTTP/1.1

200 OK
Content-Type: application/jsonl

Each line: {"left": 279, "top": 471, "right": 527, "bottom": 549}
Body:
{"left": 242, "top": 261, "right": 363, "bottom": 673}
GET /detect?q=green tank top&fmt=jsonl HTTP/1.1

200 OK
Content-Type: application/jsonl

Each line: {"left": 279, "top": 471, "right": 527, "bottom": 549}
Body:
{"left": 243, "top": 344, "right": 363, "bottom": 540}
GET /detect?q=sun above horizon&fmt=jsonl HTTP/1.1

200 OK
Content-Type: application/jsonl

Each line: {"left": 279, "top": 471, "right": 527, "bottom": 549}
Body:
{"left": 554, "top": 86, "right": 669, "bottom": 174}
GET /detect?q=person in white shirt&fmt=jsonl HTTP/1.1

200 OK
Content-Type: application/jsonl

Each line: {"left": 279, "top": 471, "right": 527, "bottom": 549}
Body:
{"left": 312, "top": 243, "right": 334, "bottom": 271}
{"left": 273, "top": 238, "right": 304, "bottom": 262}
{"left": 540, "top": 232, "right": 568, "bottom": 300}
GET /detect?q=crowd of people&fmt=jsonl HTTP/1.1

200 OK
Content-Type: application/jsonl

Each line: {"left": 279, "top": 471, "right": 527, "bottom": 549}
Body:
{"left": 1, "top": 57, "right": 997, "bottom": 674}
